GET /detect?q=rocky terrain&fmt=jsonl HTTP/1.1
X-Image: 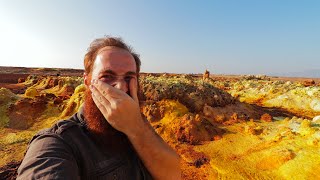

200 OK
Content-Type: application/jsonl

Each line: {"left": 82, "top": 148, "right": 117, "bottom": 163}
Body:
{"left": 0, "top": 67, "right": 319, "bottom": 179}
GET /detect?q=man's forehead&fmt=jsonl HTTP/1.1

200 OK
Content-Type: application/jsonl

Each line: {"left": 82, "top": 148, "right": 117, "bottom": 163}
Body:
{"left": 93, "top": 46, "right": 136, "bottom": 75}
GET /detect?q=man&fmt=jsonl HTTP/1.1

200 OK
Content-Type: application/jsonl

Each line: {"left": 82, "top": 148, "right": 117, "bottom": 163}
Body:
{"left": 17, "top": 37, "right": 181, "bottom": 179}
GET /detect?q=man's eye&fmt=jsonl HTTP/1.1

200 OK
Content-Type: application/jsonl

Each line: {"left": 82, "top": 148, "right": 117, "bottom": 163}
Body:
{"left": 101, "top": 75, "right": 115, "bottom": 81}
{"left": 124, "top": 76, "right": 133, "bottom": 82}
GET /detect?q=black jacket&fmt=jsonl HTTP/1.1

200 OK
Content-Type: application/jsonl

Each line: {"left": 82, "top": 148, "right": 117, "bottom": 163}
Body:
{"left": 17, "top": 109, "right": 153, "bottom": 180}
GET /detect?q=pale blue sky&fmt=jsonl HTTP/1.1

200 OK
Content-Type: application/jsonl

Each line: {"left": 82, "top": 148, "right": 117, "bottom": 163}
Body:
{"left": 0, "top": 0, "right": 319, "bottom": 76}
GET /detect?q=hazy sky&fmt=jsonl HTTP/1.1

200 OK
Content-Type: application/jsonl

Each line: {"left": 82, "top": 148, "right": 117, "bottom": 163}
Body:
{"left": 0, "top": 0, "right": 319, "bottom": 75}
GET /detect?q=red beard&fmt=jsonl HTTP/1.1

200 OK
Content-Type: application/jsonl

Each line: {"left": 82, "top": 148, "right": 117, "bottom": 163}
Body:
{"left": 83, "top": 89, "right": 131, "bottom": 154}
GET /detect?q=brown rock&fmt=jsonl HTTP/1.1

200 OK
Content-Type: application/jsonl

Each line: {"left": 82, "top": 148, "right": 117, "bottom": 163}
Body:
{"left": 8, "top": 98, "right": 47, "bottom": 129}
{"left": 0, "top": 161, "right": 21, "bottom": 180}
{"left": 17, "top": 78, "right": 25, "bottom": 83}
{"left": 175, "top": 113, "right": 225, "bottom": 145}
{"left": 58, "top": 80, "right": 64, "bottom": 87}
{"left": 48, "top": 78, "right": 59, "bottom": 88}
{"left": 261, "top": 113, "right": 272, "bottom": 122}
{"left": 213, "top": 135, "right": 222, "bottom": 141}
{"left": 139, "top": 75, "right": 234, "bottom": 114}
{"left": 141, "top": 103, "right": 165, "bottom": 122}
{"left": 53, "top": 97, "right": 63, "bottom": 104}
{"left": 303, "top": 79, "right": 315, "bottom": 87}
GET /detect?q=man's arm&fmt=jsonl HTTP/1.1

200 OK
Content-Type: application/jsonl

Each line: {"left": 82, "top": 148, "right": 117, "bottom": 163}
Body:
{"left": 127, "top": 117, "right": 181, "bottom": 180}
{"left": 17, "top": 134, "right": 80, "bottom": 180}
{"left": 90, "top": 79, "right": 181, "bottom": 180}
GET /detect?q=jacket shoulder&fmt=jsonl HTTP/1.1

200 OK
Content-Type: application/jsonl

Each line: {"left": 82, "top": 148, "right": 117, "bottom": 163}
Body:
{"left": 30, "top": 115, "right": 83, "bottom": 144}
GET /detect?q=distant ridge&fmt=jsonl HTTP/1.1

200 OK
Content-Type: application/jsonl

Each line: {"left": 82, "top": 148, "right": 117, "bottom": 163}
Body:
{"left": 0, "top": 66, "right": 84, "bottom": 76}
{"left": 271, "top": 69, "right": 320, "bottom": 78}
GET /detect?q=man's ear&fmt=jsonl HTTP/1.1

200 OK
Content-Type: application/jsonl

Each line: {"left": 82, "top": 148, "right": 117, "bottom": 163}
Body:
{"left": 83, "top": 72, "right": 90, "bottom": 87}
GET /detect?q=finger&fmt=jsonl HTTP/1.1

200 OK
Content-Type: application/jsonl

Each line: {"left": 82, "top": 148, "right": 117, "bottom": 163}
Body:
{"left": 129, "top": 77, "right": 139, "bottom": 103}
{"left": 90, "top": 84, "right": 111, "bottom": 108}
{"left": 91, "top": 92, "right": 110, "bottom": 116}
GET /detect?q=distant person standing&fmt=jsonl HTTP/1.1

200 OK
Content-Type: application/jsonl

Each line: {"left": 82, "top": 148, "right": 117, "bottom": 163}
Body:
{"left": 17, "top": 36, "right": 181, "bottom": 179}
{"left": 203, "top": 69, "right": 210, "bottom": 80}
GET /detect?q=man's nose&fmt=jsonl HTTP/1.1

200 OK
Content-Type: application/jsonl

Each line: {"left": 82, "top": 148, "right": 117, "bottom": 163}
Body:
{"left": 112, "top": 79, "right": 129, "bottom": 93}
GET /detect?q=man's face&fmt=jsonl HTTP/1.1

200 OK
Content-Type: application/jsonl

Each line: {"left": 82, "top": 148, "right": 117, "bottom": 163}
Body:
{"left": 87, "top": 47, "right": 137, "bottom": 93}
{"left": 83, "top": 47, "right": 137, "bottom": 152}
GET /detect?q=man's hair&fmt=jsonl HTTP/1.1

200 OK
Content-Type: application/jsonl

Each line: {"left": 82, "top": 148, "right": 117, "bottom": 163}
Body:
{"left": 84, "top": 36, "right": 141, "bottom": 74}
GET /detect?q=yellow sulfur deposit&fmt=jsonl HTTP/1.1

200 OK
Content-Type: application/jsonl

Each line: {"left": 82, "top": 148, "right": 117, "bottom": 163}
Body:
{"left": 0, "top": 88, "right": 19, "bottom": 127}
{"left": 60, "top": 84, "right": 85, "bottom": 118}
{"left": 24, "top": 87, "right": 39, "bottom": 97}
